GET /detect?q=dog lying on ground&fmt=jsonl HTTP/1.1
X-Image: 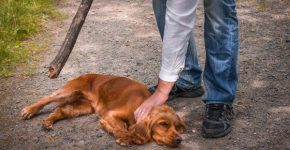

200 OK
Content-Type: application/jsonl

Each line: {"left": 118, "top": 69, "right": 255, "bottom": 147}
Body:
{"left": 21, "top": 74, "right": 185, "bottom": 147}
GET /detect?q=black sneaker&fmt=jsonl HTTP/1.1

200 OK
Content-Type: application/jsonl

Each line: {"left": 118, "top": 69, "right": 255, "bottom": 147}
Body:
{"left": 202, "top": 103, "right": 234, "bottom": 138}
{"left": 148, "top": 84, "right": 204, "bottom": 101}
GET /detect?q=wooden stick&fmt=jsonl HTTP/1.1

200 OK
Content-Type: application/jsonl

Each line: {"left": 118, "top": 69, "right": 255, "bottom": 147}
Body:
{"left": 48, "top": 0, "right": 94, "bottom": 79}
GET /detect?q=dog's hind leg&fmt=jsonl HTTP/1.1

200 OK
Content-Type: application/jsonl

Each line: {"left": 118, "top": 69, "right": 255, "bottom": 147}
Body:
{"left": 42, "top": 99, "right": 93, "bottom": 130}
{"left": 21, "top": 88, "right": 84, "bottom": 120}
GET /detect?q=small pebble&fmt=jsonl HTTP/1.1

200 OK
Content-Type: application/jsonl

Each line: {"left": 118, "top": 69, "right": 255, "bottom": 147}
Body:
{"left": 79, "top": 140, "right": 85, "bottom": 145}
{"left": 96, "top": 130, "right": 104, "bottom": 138}
{"left": 191, "top": 129, "right": 196, "bottom": 133}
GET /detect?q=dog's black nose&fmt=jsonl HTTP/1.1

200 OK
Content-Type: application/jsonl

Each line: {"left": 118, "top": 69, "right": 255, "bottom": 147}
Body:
{"left": 174, "top": 136, "right": 182, "bottom": 144}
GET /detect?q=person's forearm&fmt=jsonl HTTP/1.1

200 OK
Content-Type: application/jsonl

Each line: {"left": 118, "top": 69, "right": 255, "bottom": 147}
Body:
{"left": 155, "top": 79, "right": 175, "bottom": 102}
{"left": 159, "top": 0, "right": 198, "bottom": 82}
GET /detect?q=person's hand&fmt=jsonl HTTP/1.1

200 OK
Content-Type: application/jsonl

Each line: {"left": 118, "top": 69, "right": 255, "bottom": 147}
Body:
{"left": 134, "top": 91, "right": 168, "bottom": 123}
{"left": 134, "top": 79, "right": 175, "bottom": 123}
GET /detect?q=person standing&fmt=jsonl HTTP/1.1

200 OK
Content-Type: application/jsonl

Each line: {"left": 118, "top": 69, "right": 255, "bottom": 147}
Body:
{"left": 135, "top": 0, "right": 238, "bottom": 138}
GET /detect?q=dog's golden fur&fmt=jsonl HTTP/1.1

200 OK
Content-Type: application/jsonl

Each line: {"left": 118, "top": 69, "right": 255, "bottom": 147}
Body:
{"left": 21, "top": 74, "right": 185, "bottom": 147}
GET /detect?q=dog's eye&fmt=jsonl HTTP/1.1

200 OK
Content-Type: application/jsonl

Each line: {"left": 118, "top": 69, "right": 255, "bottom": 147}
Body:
{"left": 159, "top": 122, "right": 169, "bottom": 127}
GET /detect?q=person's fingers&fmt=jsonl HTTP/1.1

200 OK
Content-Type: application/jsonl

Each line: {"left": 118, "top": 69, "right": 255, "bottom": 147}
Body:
{"left": 138, "top": 107, "right": 150, "bottom": 123}
{"left": 134, "top": 107, "right": 141, "bottom": 121}
{"left": 137, "top": 115, "right": 143, "bottom": 123}
{"left": 137, "top": 111, "right": 145, "bottom": 123}
{"left": 135, "top": 105, "right": 145, "bottom": 121}
{"left": 137, "top": 108, "right": 145, "bottom": 122}
{"left": 135, "top": 104, "right": 150, "bottom": 123}
{"left": 134, "top": 95, "right": 159, "bottom": 123}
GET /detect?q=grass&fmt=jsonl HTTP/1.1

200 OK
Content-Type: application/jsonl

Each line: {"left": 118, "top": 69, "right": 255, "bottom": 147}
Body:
{"left": 0, "top": 0, "right": 62, "bottom": 77}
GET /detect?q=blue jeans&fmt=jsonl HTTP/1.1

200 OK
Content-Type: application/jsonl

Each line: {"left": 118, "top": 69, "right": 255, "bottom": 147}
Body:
{"left": 152, "top": 0, "right": 239, "bottom": 104}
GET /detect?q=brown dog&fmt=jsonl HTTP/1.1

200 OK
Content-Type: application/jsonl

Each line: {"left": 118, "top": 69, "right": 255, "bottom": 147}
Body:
{"left": 21, "top": 74, "right": 185, "bottom": 147}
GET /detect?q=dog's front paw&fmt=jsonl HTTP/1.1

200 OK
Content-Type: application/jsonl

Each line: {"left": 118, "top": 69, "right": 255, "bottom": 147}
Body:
{"left": 42, "top": 119, "right": 53, "bottom": 131}
{"left": 21, "top": 106, "right": 38, "bottom": 120}
{"left": 116, "top": 138, "right": 131, "bottom": 146}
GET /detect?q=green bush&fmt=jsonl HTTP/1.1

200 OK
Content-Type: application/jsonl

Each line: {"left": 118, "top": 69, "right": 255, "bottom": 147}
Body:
{"left": 0, "top": 0, "right": 61, "bottom": 76}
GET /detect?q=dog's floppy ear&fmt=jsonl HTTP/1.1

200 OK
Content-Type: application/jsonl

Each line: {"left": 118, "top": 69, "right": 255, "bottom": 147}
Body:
{"left": 131, "top": 118, "right": 152, "bottom": 145}
{"left": 177, "top": 120, "right": 186, "bottom": 134}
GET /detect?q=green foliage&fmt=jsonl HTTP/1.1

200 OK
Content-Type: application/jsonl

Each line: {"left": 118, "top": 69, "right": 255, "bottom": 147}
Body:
{"left": 0, "top": 0, "right": 62, "bottom": 76}
{"left": 256, "top": 0, "right": 268, "bottom": 8}
{"left": 256, "top": 3, "right": 268, "bottom": 9}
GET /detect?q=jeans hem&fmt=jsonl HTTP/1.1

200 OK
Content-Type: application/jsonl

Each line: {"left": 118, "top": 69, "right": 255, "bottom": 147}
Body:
{"left": 203, "top": 100, "right": 233, "bottom": 105}
{"left": 175, "top": 81, "right": 202, "bottom": 90}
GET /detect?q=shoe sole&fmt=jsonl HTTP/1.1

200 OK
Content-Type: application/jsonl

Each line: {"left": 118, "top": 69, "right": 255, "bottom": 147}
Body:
{"left": 168, "top": 89, "right": 204, "bottom": 101}
{"left": 201, "top": 126, "right": 232, "bottom": 138}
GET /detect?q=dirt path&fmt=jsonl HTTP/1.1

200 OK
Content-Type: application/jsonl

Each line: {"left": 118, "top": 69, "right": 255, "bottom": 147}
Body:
{"left": 1, "top": 0, "right": 289, "bottom": 149}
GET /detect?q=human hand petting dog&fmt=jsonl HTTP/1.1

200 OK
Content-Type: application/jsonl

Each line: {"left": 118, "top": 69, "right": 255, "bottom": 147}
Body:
{"left": 134, "top": 79, "right": 175, "bottom": 123}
